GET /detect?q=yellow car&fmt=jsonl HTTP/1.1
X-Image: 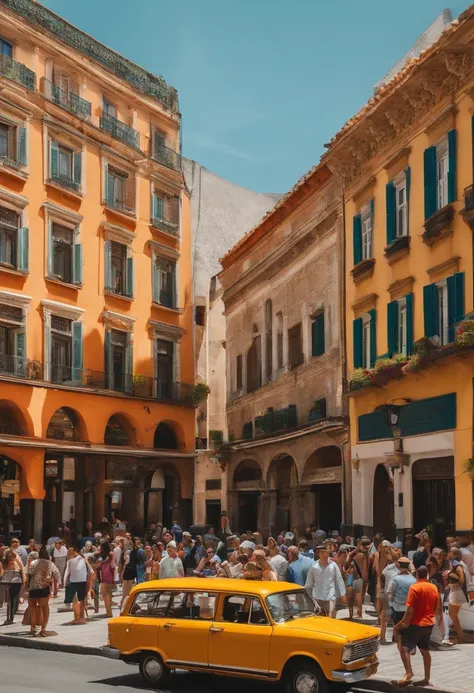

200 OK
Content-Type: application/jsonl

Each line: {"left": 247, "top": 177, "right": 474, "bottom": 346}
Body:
{"left": 108, "top": 577, "right": 379, "bottom": 692}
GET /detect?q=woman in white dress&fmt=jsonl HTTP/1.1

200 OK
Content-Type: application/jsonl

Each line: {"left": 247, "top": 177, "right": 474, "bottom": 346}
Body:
{"left": 52, "top": 539, "right": 68, "bottom": 590}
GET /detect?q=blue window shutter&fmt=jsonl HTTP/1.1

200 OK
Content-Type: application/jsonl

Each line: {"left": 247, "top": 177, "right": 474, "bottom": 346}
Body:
{"left": 387, "top": 300, "right": 399, "bottom": 356}
{"left": 71, "top": 321, "right": 83, "bottom": 383}
{"left": 126, "top": 256, "right": 134, "bottom": 298}
{"left": 17, "top": 127, "right": 27, "bottom": 165}
{"left": 423, "top": 146, "right": 437, "bottom": 220}
{"left": 152, "top": 259, "right": 158, "bottom": 303}
{"left": 448, "top": 129, "right": 457, "bottom": 204}
{"left": 369, "top": 309, "right": 377, "bottom": 368}
{"left": 447, "top": 272, "right": 464, "bottom": 342}
{"left": 353, "top": 317, "right": 363, "bottom": 368}
{"left": 406, "top": 293, "right": 414, "bottom": 355}
{"left": 17, "top": 227, "right": 29, "bottom": 272}
{"left": 311, "top": 313, "right": 325, "bottom": 357}
{"left": 405, "top": 167, "right": 411, "bottom": 234}
{"left": 50, "top": 140, "right": 59, "bottom": 179}
{"left": 386, "top": 181, "right": 396, "bottom": 245}
{"left": 73, "top": 150, "right": 82, "bottom": 186}
{"left": 353, "top": 214, "right": 362, "bottom": 265}
{"left": 125, "top": 333, "right": 133, "bottom": 393}
{"left": 105, "top": 330, "right": 112, "bottom": 389}
{"left": 73, "top": 242, "right": 83, "bottom": 285}
{"left": 104, "top": 240, "right": 111, "bottom": 290}
{"left": 423, "top": 283, "right": 439, "bottom": 338}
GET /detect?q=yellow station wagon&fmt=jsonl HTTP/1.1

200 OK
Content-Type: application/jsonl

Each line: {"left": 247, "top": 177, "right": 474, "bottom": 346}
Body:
{"left": 108, "top": 577, "right": 379, "bottom": 692}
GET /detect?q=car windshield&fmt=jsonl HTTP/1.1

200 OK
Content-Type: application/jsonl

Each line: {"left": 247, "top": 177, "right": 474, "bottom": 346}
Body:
{"left": 265, "top": 590, "right": 318, "bottom": 623}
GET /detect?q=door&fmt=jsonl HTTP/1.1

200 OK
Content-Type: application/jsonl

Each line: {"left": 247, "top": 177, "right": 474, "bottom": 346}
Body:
{"left": 158, "top": 590, "right": 216, "bottom": 668}
{"left": 373, "top": 464, "right": 395, "bottom": 540}
{"left": 109, "top": 589, "right": 162, "bottom": 655}
{"left": 209, "top": 595, "right": 272, "bottom": 676}
{"left": 206, "top": 500, "right": 221, "bottom": 529}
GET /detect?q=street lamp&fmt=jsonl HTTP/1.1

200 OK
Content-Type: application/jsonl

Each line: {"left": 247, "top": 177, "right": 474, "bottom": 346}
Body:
{"left": 383, "top": 403, "right": 402, "bottom": 429}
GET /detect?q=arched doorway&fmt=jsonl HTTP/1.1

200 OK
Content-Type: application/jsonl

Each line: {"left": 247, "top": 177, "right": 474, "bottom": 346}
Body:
{"left": 233, "top": 460, "right": 263, "bottom": 534}
{"left": 0, "top": 400, "right": 27, "bottom": 436}
{"left": 154, "top": 423, "right": 178, "bottom": 450}
{"left": 144, "top": 464, "right": 182, "bottom": 528}
{"left": 0, "top": 455, "right": 21, "bottom": 541}
{"left": 104, "top": 414, "right": 134, "bottom": 446}
{"left": 302, "top": 446, "right": 342, "bottom": 533}
{"left": 413, "top": 457, "right": 455, "bottom": 546}
{"left": 267, "top": 454, "right": 297, "bottom": 533}
{"left": 373, "top": 464, "right": 394, "bottom": 540}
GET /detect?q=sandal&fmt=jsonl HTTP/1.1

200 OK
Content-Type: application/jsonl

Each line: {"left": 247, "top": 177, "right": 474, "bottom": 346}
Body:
{"left": 38, "top": 630, "right": 47, "bottom": 637}
{"left": 29, "top": 628, "right": 36, "bottom": 637}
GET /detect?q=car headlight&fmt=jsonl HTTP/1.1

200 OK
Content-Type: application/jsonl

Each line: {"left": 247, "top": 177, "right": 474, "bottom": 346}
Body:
{"left": 342, "top": 643, "right": 354, "bottom": 663}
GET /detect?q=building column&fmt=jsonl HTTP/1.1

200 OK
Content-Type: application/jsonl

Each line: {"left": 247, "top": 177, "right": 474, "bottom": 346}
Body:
{"left": 227, "top": 490, "right": 239, "bottom": 534}
{"left": 289, "top": 486, "right": 311, "bottom": 537}
{"left": 282, "top": 316, "right": 289, "bottom": 370}
{"left": 259, "top": 489, "right": 278, "bottom": 540}
{"left": 33, "top": 499, "right": 43, "bottom": 543}
{"left": 271, "top": 322, "right": 278, "bottom": 381}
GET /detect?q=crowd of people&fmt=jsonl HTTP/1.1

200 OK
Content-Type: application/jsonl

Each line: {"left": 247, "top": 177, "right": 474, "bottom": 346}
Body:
{"left": 1, "top": 516, "right": 473, "bottom": 685}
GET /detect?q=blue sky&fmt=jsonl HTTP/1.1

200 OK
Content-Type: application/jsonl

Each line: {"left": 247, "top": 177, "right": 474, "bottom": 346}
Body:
{"left": 42, "top": 1, "right": 467, "bottom": 193}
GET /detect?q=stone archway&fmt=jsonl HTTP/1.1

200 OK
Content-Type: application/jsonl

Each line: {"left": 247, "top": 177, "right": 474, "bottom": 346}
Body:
{"left": 267, "top": 454, "right": 297, "bottom": 534}
{"left": 144, "top": 463, "right": 182, "bottom": 528}
{"left": 104, "top": 414, "right": 134, "bottom": 446}
{"left": 302, "top": 445, "right": 342, "bottom": 533}
{"left": 46, "top": 407, "right": 86, "bottom": 441}
{"left": 154, "top": 422, "right": 178, "bottom": 450}
{"left": 0, "top": 400, "right": 28, "bottom": 436}
{"left": 233, "top": 459, "right": 263, "bottom": 535}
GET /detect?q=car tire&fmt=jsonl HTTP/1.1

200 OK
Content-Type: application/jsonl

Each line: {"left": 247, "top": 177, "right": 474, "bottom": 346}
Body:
{"left": 284, "top": 659, "right": 328, "bottom": 693}
{"left": 139, "top": 652, "right": 171, "bottom": 688}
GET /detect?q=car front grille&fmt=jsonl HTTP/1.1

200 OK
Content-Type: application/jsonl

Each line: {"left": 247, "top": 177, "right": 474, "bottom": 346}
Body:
{"left": 347, "top": 636, "right": 379, "bottom": 662}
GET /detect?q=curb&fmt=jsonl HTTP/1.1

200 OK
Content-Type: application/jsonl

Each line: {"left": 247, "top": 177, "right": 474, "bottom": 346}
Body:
{"left": 357, "top": 676, "right": 463, "bottom": 693}
{"left": 0, "top": 635, "right": 118, "bottom": 658}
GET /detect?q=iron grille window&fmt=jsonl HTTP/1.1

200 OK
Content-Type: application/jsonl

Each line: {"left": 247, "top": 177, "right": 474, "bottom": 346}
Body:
{"left": 0, "top": 207, "right": 19, "bottom": 229}
{"left": 51, "top": 315, "right": 72, "bottom": 335}
{"left": 0, "top": 303, "right": 22, "bottom": 323}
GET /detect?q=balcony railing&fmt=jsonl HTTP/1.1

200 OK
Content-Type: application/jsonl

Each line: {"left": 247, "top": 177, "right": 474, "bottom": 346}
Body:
{"left": 151, "top": 217, "right": 179, "bottom": 236}
{"left": 100, "top": 112, "right": 140, "bottom": 149}
{"left": 254, "top": 405, "right": 297, "bottom": 438}
{"left": 0, "top": 154, "right": 22, "bottom": 170}
{"left": 152, "top": 145, "right": 182, "bottom": 172}
{"left": 43, "top": 79, "right": 91, "bottom": 120}
{"left": 49, "top": 173, "right": 80, "bottom": 193}
{"left": 464, "top": 185, "right": 474, "bottom": 213}
{"left": 0, "top": 54, "right": 36, "bottom": 90}
{"left": 104, "top": 283, "right": 133, "bottom": 300}
{"left": 104, "top": 196, "right": 135, "bottom": 216}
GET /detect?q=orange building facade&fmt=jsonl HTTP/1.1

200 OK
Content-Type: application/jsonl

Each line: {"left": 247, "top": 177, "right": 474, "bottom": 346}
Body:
{"left": 0, "top": 0, "right": 195, "bottom": 541}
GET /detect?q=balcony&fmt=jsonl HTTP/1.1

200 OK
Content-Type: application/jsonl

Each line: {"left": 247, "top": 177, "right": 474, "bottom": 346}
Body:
{"left": 100, "top": 112, "right": 140, "bottom": 149}
{"left": 152, "top": 144, "right": 182, "bottom": 172}
{"left": 151, "top": 217, "right": 179, "bottom": 236}
{"left": 48, "top": 173, "right": 80, "bottom": 193}
{"left": 0, "top": 54, "right": 36, "bottom": 90}
{"left": 462, "top": 185, "right": 474, "bottom": 231}
{"left": 254, "top": 405, "right": 297, "bottom": 438}
{"left": 43, "top": 79, "right": 91, "bottom": 120}
{"left": 422, "top": 204, "right": 454, "bottom": 246}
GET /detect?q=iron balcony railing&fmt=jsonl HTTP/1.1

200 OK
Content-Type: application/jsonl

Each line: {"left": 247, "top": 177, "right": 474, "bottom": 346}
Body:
{"left": 0, "top": 154, "right": 22, "bottom": 170}
{"left": 254, "top": 405, "right": 298, "bottom": 438}
{"left": 43, "top": 79, "right": 91, "bottom": 120}
{"left": 104, "top": 283, "right": 133, "bottom": 300}
{"left": 49, "top": 173, "right": 80, "bottom": 193}
{"left": 151, "top": 217, "right": 179, "bottom": 236}
{"left": 464, "top": 185, "right": 474, "bottom": 213}
{"left": 104, "top": 195, "right": 135, "bottom": 216}
{"left": 100, "top": 111, "right": 140, "bottom": 149}
{"left": 152, "top": 144, "right": 182, "bottom": 172}
{"left": 0, "top": 54, "right": 36, "bottom": 90}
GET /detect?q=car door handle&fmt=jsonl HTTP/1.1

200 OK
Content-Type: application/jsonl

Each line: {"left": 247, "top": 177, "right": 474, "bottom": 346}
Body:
{"left": 209, "top": 626, "right": 224, "bottom": 633}
{"left": 164, "top": 623, "right": 174, "bottom": 630}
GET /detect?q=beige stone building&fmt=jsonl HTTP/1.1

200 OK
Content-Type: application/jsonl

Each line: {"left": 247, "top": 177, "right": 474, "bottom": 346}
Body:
{"left": 219, "top": 164, "right": 349, "bottom": 538}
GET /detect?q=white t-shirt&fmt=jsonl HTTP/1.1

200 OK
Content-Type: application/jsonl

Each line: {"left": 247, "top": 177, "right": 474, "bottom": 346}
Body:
{"left": 65, "top": 555, "right": 88, "bottom": 583}
{"left": 53, "top": 546, "right": 68, "bottom": 559}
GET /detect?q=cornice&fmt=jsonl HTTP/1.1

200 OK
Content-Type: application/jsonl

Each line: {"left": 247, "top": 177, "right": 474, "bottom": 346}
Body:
{"left": 148, "top": 319, "right": 185, "bottom": 341}
{"left": 427, "top": 256, "right": 461, "bottom": 282}
{"left": 41, "top": 299, "right": 84, "bottom": 321}
{"left": 101, "top": 221, "right": 135, "bottom": 245}
{"left": 0, "top": 185, "right": 28, "bottom": 210}
{"left": 43, "top": 201, "right": 83, "bottom": 225}
{"left": 102, "top": 310, "right": 135, "bottom": 332}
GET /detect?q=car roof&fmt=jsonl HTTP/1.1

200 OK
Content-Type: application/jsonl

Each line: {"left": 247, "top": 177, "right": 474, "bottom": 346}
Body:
{"left": 130, "top": 578, "right": 303, "bottom": 597}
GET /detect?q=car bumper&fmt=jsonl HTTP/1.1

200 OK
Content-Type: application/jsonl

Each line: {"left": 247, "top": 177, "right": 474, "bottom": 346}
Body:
{"left": 100, "top": 646, "right": 121, "bottom": 660}
{"left": 331, "top": 661, "right": 378, "bottom": 683}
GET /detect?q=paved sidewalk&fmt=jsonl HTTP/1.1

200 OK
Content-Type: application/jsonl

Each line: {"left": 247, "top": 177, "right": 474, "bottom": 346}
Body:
{"left": 0, "top": 592, "right": 473, "bottom": 692}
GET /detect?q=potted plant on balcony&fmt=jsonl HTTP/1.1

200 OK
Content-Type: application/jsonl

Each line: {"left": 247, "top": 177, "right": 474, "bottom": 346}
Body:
{"left": 401, "top": 336, "right": 436, "bottom": 375}
{"left": 349, "top": 368, "right": 371, "bottom": 391}
{"left": 369, "top": 354, "right": 408, "bottom": 386}
{"left": 456, "top": 320, "right": 474, "bottom": 348}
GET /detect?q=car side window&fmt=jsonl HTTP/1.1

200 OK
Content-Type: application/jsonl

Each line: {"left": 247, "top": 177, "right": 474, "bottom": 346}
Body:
{"left": 249, "top": 597, "right": 269, "bottom": 625}
{"left": 167, "top": 591, "right": 217, "bottom": 620}
{"left": 221, "top": 595, "right": 255, "bottom": 624}
{"left": 129, "top": 590, "right": 163, "bottom": 617}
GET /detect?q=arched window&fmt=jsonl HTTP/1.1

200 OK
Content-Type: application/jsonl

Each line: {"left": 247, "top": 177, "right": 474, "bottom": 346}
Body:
{"left": 104, "top": 414, "right": 133, "bottom": 446}
{"left": 46, "top": 407, "right": 80, "bottom": 441}
{"left": 154, "top": 423, "right": 178, "bottom": 450}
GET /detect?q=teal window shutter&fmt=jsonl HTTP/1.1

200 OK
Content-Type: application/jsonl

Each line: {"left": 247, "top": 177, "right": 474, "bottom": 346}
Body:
{"left": 50, "top": 140, "right": 59, "bottom": 179}
{"left": 73, "top": 150, "right": 82, "bottom": 186}
{"left": 406, "top": 293, "right": 414, "bottom": 355}
{"left": 387, "top": 300, "right": 399, "bottom": 356}
{"left": 73, "top": 242, "right": 83, "bottom": 285}
{"left": 353, "top": 214, "right": 362, "bottom": 265}
{"left": 126, "top": 256, "right": 134, "bottom": 298}
{"left": 447, "top": 271, "right": 464, "bottom": 342}
{"left": 125, "top": 333, "right": 133, "bottom": 393}
{"left": 14, "top": 330, "right": 26, "bottom": 376}
{"left": 106, "top": 167, "right": 115, "bottom": 206}
{"left": 405, "top": 167, "right": 411, "bottom": 234}
{"left": 369, "top": 309, "right": 377, "bottom": 368}
{"left": 423, "top": 146, "right": 437, "bottom": 220}
{"left": 104, "top": 240, "right": 111, "bottom": 290}
{"left": 17, "top": 126, "right": 27, "bottom": 165}
{"left": 448, "top": 129, "right": 457, "bottom": 204}
{"left": 17, "top": 227, "right": 29, "bottom": 272}
{"left": 47, "top": 221, "right": 54, "bottom": 276}
{"left": 423, "top": 283, "right": 439, "bottom": 338}
{"left": 154, "top": 194, "right": 164, "bottom": 220}
{"left": 152, "top": 258, "right": 159, "bottom": 303}
{"left": 311, "top": 313, "right": 325, "bottom": 357}
{"left": 386, "top": 181, "right": 396, "bottom": 245}
{"left": 104, "top": 330, "right": 112, "bottom": 389}
{"left": 71, "top": 320, "right": 83, "bottom": 383}
{"left": 353, "top": 317, "right": 363, "bottom": 368}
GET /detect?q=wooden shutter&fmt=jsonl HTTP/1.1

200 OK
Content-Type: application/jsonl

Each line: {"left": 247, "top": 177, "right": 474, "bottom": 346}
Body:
{"left": 311, "top": 313, "right": 325, "bottom": 357}
{"left": 71, "top": 320, "right": 83, "bottom": 383}
{"left": 423, "top": 146, "right": 437, "bottom": 220}
{"left": 405, "top": 166, "right": 411, "bottom": 235}
{"left": 387, "top": 300, "right": 399, "bottom": 356}
{"left": 369, "top": 309, "right": 377, "bottom": 368}
{"left": 73, "top": 150, "right": 82, "bottom": 186}
{"left": 447, "top": 271, "right": 464, "bottom": 342}
{"left": 386, "top": 181, "right": 396, "bottom": 245}
{"left": 169, "top": 196, "right": 180, "bottom": 227}
{"left": 405, "top": 293, "right": 414, "bottom": 355}
{"left": 104, "top": 330, "right": 112, "bottom": 389}
{"left": 423, "top": 283, "right": 439, "bottom": 338}
{"left": 50, "top": 140, "right": 59, "bottom": 179}
{"left": 17, "top": 227, "right": 29, "bottom": 272}
{"left": 125, "top": 172, "right": 136, "bottom": 214}
{"left": 73, "top": 241, "right": 82, "bottom": 285}
{"left": 126, "top": 256, "right": 134, "bottom": 298}
{"left": 353, "top": 317, "right": 363, "bottom": 368}
{"left": 447, "top": 129, "right": 457, "bottom": 204}
{"left": 353, "top": 214, "right": 362, "bottom": 265}
{"left": 17, "top": 126, "right": 27, "bottom": 166}
{"left": 125, "top": 333, "right": 133, "bottom": 393}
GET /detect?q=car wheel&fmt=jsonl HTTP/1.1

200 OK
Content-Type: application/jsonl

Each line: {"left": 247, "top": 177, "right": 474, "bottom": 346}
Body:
{"left": 139, "top": 652, "right": 171, "bottom": 688}
{"left": 284, "top": 659, "right": 328, "bottom": 693}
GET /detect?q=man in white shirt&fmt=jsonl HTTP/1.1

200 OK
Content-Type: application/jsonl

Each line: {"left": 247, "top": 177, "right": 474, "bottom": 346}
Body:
{"left": 64, "top": 546, "right": 89, "bottom": 624}
{"left": 269, "top": 545, "right": 288, "bottom": 581}
{"left": 305, "top": 545, "right": 345, "bottom": 618}
{"left": 159, "top": 541, "right": 184, "bottom": 579}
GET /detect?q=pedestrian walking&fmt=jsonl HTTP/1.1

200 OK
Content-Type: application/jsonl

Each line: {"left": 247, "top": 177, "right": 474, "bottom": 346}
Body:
{"left": 96, "top": 541, "right": 116, "bottom": 617}
{"left": 447, "top": 546, "right": 472, "bottom": 644}
{"left": 159, "top": 541, "right": 184, "bottom": 578}
{"left": 345, "top": 537, "right": 371, "bottom": 618}
{"left": 52, "top": 539, "right": 67, "bottom": 592}
{"left": 286, "top": 546, "right": 313, "bottom": 586}
{"left": 305, "top": 544, "right": 345, "bottom": 618}
{"left": 63, "top": 545, "right": 90, "bottom": 625}
{"left": 394, "top": 565, "right": 439, "bottom": 688}
{"left": 120, "top": 550, "right": 134, "bottom": 609}
{"left": 385, "top": 556, "right": 416, "bottom": 649}
{"left": 27, "top": 546, "right": 60, "bottom": 636}
{"left": 10, "top": 537, "right": 27, "bottom": 566}
{"left": 0, "top": 549, "right": 25, "bottom": 624}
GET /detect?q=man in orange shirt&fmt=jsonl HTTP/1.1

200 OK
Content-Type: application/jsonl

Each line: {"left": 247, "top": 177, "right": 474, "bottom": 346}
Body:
{"left": 394, "top": 565, "right": 440, "bottom": 687}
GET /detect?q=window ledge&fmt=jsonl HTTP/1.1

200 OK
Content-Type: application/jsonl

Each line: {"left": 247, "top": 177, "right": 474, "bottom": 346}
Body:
{"left": 0, "top": 264, "right": 28, "bottom": 278}
{"left": 422, "top": 204, "right": 454, "bottom": 246}
{"left": 351, "top": 257, "right": 375, "bottom": 284}
{"left": 149, "top": 222, "right": 180, "bottom": 242}
{"left": 0, "top": 160, "right": 28, "bottom": 181}
{"left": 46, "top": 179, "right": 83, "bottom": 200}
{"left": 384, "top": 235, "right": 410, "bottom": 265}
{"left": 104, "top": 289, "right": 134, "bottom": 303}
{"left": 151, "top": 301, "right": 181, "bottom": 314}
{"left": 46, "top": 275, "right": 81, "bottom": 290}
{"left": 103, "top": 204, "right": 137, "bottom": 223}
